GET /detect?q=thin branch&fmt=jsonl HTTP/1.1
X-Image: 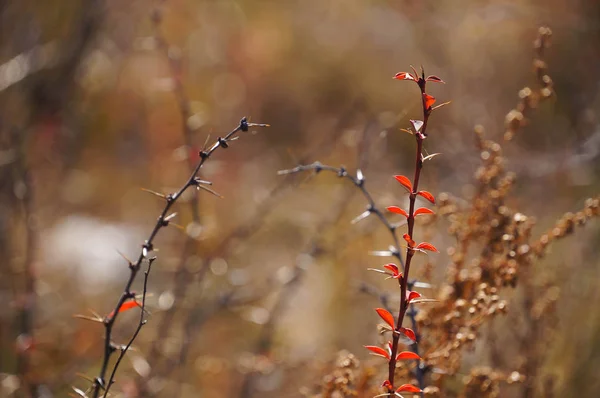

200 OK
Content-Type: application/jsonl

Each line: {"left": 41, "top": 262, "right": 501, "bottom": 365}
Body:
{"left": 87, "top": 117, "right": 267, "bottom": 398}
{"left": 278, "top": 163, "right": 405, "bottom": 269}
{"left": 104, "top": 257, "right": 156, "bottom": 391}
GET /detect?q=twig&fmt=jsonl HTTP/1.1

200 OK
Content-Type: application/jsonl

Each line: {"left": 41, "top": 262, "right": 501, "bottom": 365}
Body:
{"left": 104, "top": 257, "right": 156, "bottom": 391}
{"left": 86, "top": 117, "right": 267, "bottom": 398}
{"left": 278, "top": 163, "right": 405, "bottom": 270}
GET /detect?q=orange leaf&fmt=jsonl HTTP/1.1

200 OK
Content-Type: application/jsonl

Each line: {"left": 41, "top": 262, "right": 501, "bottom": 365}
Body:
{"left": 396, "top": 351, "right": 421, "bottom": 361}
{"left": 403, "top": 233, "right": 416, "bottom": 248}
{"left": 383, "top": 263, "right": 402, "bottom": 278}
{"left": 423, "top": 93, "right": 436, "bottom": 109}
{"left": 407, "top": 291, "right": 422, "bottom": 303}
{"left": 382, "top": 380, "right": 393, "bottom": 390}
{"left": 108, "top": 300, "right": 140, "bottom": 318}
{"left": 426, "top": 75, "right": 445, "bottom": 83}
{"left": 414, "top": 207, "right": 435, "bottom": 217}
{"left": 394, "top": 175, "right": 412, "bottom": 193}
{"left": 364, "top": 345, "right": 391, "bottom": 360}
{"left": 387, "top": 206, "right": 408, "bottom": 218}
{"left": 397, "top": 384, "right": 422, "bottom": 393}
{"left": 417, "top": 190, "right": 436, "bottom": 204}
{"left": 399, "top": 327, "right": 416, "bottom": 342}
{"left": 416, "top": 242, "right": 439, "bottom": 252}
{"left": 375, "top": 308, "right": 395, "bottom": 329}
{"left": 393, "top": 72, "right": 416, "bottom": 81}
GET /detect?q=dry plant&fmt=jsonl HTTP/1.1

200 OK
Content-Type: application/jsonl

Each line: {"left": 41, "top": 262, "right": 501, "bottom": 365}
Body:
{"left": 283, "top": 27, "right": 599, "bottom": 398}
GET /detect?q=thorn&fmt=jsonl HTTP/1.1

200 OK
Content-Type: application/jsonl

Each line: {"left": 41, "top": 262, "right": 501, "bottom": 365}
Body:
{"left": 431, "top": 101, "right": 451, "bottom": 111}
{"left": 164, "top": 212, "right": 177, "bottom": 223}
{"left": 351, "top": 209, "right": 372, "bottom": 224}
{"left": 141, "top": 188, "right": 166, "bottom": 199}
{"left": 196, "top": 184, "right": 224, "bottom": 198}
{"left": 116, "top": 249, "right": 133, "bottom": 266}
{"left": 202, "top": 134, "right": 211, "bottom": 151}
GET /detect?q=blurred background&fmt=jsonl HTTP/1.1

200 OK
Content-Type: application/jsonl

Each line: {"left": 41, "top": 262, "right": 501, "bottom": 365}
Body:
{"left": 1, "top": 0, "right": 599, "bottom": 397}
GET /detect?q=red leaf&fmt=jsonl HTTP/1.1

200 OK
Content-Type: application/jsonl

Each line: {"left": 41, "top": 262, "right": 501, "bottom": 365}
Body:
{"left": 399, "top": 327, "right": 417, "bottom": 342}
{"left": 426, "top": 75, "right": 445, "bottom": 83}
{"left": 382, "top": 380, "right": 393, "bottom": 390}
{"left": 423, "top": 93, "right": 436, "bottom": 109}
{"left": 416, "top": 242, "right": 439, "bottom": 252}
{"left": 407, "top": 291, "right": 422, "bottom": 303}
{"left": 383, "top": 263, "right": 402, "bottom": 278}
{"left": 393, "top": 72, "right": 416, "bottom": 81}
{"left": 414, "top": 207, "right": 435, "bottom": 217}
{"left": 375, "top": 308, "right": 395, "bottom": 329}
{"left": 417, "top": 190, "right": 436, "bottom": 204}
{"left": 403, "top": 233, "right": 416, "bottom": 248}
{"left": 387, "top": 206, "right": 408, "bottom": 218}
{"left": 397, "top": 384, "right": 422, "bottom": 393}
{"left": 364, "top": 345, "right": 391, "bottom": 360}
{"left": 394, "top": 175, "right": 412, "bottom": 193}
{"left": 396, "top": 351, "right": 421, "bottom": 361}
{"left": 108, "top": 300, "right": 140, "bottom": 318}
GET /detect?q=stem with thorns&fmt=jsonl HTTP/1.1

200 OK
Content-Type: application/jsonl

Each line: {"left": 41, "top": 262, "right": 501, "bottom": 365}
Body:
{"left": 89, "top": 117, "right": 267, "bottom": 398}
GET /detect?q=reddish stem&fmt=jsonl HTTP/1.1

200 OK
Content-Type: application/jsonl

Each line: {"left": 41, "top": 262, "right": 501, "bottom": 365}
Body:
{"left": 387, "top": 78, "right": 430, "bottom": 393}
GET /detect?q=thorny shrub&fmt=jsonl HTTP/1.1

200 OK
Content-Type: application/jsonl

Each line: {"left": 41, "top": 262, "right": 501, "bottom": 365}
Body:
{"left": 289, "top": 27, "right": 599, "bottom": 398}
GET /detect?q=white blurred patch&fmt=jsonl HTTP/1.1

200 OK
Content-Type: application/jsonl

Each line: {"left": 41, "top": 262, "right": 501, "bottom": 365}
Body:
{"left": 42, "top": 215, "right": 142, "bottom": 293}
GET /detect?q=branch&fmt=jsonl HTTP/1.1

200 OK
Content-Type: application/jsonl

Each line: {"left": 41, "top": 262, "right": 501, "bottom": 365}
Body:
{"left": 278, "top": 163, "right": 405, "bottom": 269}
{"left": 84, "top": 117, "right": 267, "bottom": 398}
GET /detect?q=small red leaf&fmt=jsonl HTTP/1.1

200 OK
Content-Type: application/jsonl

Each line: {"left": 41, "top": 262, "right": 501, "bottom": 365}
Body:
{"left": 393, "top": 72, "right": 416, "bottom": 81}
{"left": 383, "top": 263, "right": 402, "bottom": 278}
{"left": 396, "top": 351, "right": 421, "bottom": 361}
{"left": 407, "top": 291, "right": 422, "bottom": 303}
{"left": 399, "top": 327, "right": 417, "bottom": 342}
{"left": 396, "top": 384, "right": 422, "bottom": 393}
{"left": 375, "top": 308, "right": 395, "bottom": 329}
{"left": 108, "top": 300, "right": 140, "bottom": 318}
{"left": 403, "top": 233, "right": 416, "bottom": 248}
{"left": 417, "top": 190, "right": 436, "bottom": 204}
{"left": 423, "top": 93, "right": 436, "bottom": 109}
{"left": 416, "top": 242, "right": 439, "bottom": 252}
{"left": 387, "top": 206, "right": 408, "bottom": 218}
{"left": 394, "top": 175, "right": 412, "bottom": 193}
{"left": 382, "top": 380, "right": 393, "bottom": 390}
{"left": 364, "top": 345, "right": 391, "bottom": 360}
{"left": 426, "top": 75, "right": 445, "bottom": 83}
{"left": 414, "top": 207, "right": 435, "bottom": 217}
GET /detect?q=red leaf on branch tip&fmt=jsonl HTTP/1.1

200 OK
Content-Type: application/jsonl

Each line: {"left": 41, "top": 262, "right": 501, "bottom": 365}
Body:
{"left": 394, "top": 175, "right": 412, "bottom": 192}
{"left": 416, "top": 242, "right": 439, "bottom": 252}
{"left": 403, "top": 233, "right": 416, "bottom": 248}
{"left": 396, "top": 351, "right": 421, "bottom": 361}
{"left": 108, "top": 300, "right": 140, "bottom": 318}
{"left": 396, "top": 384, "right": 422, "bottom": 393}
{"left": 414, "top": 207, "right": 435, "bottom": 217}
{"left": 407, "top": 291, "right": 422, "bottom": 303}
{"left": 426, "top": 75, "right": 445, "bottom": 83}
{"left": 364, "top": 345, "right": 391, "bottom": 360}
{"left": 387, "top": 206, "right": 408, "bottom": 218}
{"left": 399, "top": 327, "right": 417, "bottom": 342}
{"left": 393, "top": 72, "right": 416, "bottom": 81}
{"left": 417, "top": 190, "right": 436, "bottom": 204}
{"left": 423, "top": 93, "right": 436, "bottom": 109}
{"left": 375, "top": 308, "right": 395, "bottom": 329}
{"left": 383, "top": 263, "right": 402, "bottom": 278}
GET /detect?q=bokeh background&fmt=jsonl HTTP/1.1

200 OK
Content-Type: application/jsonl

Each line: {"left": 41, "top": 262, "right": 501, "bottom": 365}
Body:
{"left": 1, "top": 0, "right": 600, "bottom": 397}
